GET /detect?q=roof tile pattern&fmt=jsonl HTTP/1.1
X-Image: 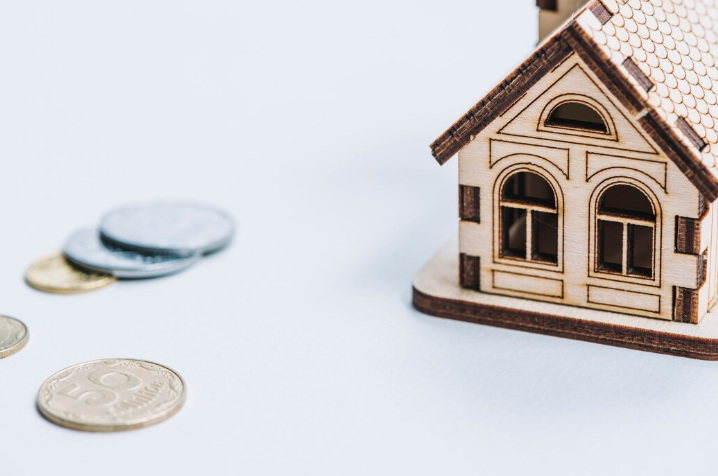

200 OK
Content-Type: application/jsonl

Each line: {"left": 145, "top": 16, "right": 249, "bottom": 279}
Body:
{"left": 576, "top": 0, "right": 718, "bottom": 180}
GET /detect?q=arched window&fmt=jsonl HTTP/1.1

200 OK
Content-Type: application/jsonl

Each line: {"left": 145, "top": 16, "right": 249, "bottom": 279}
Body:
{"left": 596, "top": 184, "right": 656, "bottom": 278}
{"left": 545, "top": 101, "right": 608, "bottom": 133}
{"left": 500, "top": 171, "right": 558, "bottom": 264}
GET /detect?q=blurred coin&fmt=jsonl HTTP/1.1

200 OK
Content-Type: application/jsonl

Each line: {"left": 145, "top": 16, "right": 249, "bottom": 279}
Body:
{"left": 100, "top": 201, "right": 234, "bottom": 255}
{"left": 63, "top": 229, "right": 200, "bottom": 279}
{"left": 0, "top": 315, "right": 28, "bottom": 359}
{"left": 37, "top": 358, "right": 186, "bottom": 432}
{"left": 26, "top": 253, "right": 116, "bottom": 294}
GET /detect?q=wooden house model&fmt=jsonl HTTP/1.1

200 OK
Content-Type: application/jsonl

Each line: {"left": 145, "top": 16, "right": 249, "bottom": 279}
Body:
{"left": 413, "top": 0, "right": 718, "bottom": 359}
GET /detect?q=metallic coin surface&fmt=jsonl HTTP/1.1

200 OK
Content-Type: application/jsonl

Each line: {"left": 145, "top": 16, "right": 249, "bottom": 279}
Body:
{"left": 26, "top": 253, "right": 116, "bottom": 294}
{"left": 0, "top": 315, "right": 29, "bottom": 359}
{"left": 100, "top": 201, "right": 234, "bottom": 254}
{"left": 37, "top": 359, "right": 186, "bottom": 432}
{"left": 63, "top": 229, "right": 200, "bottom": 278}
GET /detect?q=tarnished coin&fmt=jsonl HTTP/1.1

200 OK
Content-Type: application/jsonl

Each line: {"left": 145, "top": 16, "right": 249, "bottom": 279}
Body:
{"left": 100, "top": 201, "right": 234, "bottom": 255}
{"left": 0, "top": 315, "right": 29, "bottom": 359}
{"left": 26, "top": 253, "right": 116, "bottom": 294}
{"left": 63, "top": 229, "right": 200, "bottom": 278}
{"left": 37, "top": 359, "right": 186, "bottom": 432}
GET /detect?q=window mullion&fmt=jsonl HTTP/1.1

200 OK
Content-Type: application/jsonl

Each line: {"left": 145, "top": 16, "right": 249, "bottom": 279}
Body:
{"left": 622, "top": 222, "right": 629, "bottom": 275}
{"left": 503, "top": 201, "right": 554, "bottom": 214}
{"left": 650, "top": 225, "right": 655, "bottom": 271}
{"left": 597, "top": 214, "right": 655, "bottom": 226}
{"left": 526, "top": 208, "right": 534, "bottom": 261}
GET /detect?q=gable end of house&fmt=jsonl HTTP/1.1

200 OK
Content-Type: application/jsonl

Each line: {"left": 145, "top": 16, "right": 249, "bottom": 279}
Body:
{"left": 430, "top": 33, "right": 574, "bottom": 166}
{"left": 431, "top": 2, "right": 718, "bottom": 202}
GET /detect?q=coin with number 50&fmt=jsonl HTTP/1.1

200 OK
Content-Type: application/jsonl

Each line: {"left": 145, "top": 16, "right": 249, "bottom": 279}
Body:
{"left": 37, "top": 359, "right": 186, "bottom": 432}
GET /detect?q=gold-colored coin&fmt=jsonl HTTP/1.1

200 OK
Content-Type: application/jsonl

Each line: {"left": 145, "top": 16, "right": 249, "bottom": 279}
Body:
{"left": 37, "top": 359, "right": 186, "bottom": 432}
{"left": 0, "top": 315, "right": 29, "bottom": 359}
{"left": 25, "top": 253, "right": 116, "bottom": 294}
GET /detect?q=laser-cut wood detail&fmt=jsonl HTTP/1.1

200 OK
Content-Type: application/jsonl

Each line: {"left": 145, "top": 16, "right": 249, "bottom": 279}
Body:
{"left": 676, "top": 216, "right": 701, "bottom": 255}
{"left": 675, "top": 286, "right": 700, "bottom": 324}
{"left": 585, "top": 152, "right": 667, "bottom": 190}
{"left": 493, "top": 270, "right": 564, "bottom": 298}
{"left": 413, "top": 240, "right": 718, "bottom": 360}
{"left": 490, "top": 139, "right": 570, "bottom": 177}
{"left": 459, "top": 254, "right": 480, "bottom": 291}
{"left": 430, "top": 38, "right": 573, "bottom": 165}
{"left": 587, "top": 285, "right": 660, "bottom": 314}
{"left": 459, "top": 185, "right": 480, "bottom": 223}
{"left": 538, "top": 95, "right": 614, "bottom": 139}
{"left": 501, "top": 64, "right": 657, "bottom": 155}
{"left": 492, "top": 163, "right": 564, "bottom": 273}
{"left": 418, "top": 0, "right": 718, "bottom": 357}
{"left": 588, "top": 177, "right": 663, "bottom": 289}
{"left": 595, "top": 183, "right": 656, "bottom": 279}
{"left": 499, "top": 170, "right": 559, "bottom": 264}
{"left": 699, "top": 251, "right": 707, "bottom": 288}
{"left": 622, "top": 58, "right": 653, "bottom": 92}
{"left": 572, "top": 2, "right": 718, "bottom": 200}
{"left": 432, "top": 2, "right": 718, "bottom": 201}
{"left": 589, "top": 1, "right": 611, "bottom": 25}
{"left": 676, "top": 118, "right": 708, "bottom": 153}
{"left": 545, "top": 100, "right": 608, "bottom": 133}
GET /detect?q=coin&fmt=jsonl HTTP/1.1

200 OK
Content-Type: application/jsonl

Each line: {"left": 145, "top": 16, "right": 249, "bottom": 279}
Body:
{"left": 0, "top": 315, "right": 29, "bottom": 359}
{"left": 100, "top": 201, "right": 234, "bottom": 255}
{"left": 26, "top": 253, "right": 116, "bottom": 294}
{"left": 37, "top": 358, "right": 186, "bottom": 432}
{"left": 63, "top": 229, "right": 200, "bottom": 278}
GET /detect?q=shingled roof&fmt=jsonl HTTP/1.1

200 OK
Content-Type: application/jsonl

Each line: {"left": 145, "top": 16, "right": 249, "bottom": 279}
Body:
{"left": 431, "top": 0, "right": 718, "bottom": 200}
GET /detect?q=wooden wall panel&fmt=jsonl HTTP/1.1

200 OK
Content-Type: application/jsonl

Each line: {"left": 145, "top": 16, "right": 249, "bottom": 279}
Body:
{"left": 676, "top": 217, "right": 701, "bottom": 255}
{"left": 459, "top": 186, "right": 480, "bottom": 223}
{"left": 459, "top": 254, "right": 481, "bottom": 291}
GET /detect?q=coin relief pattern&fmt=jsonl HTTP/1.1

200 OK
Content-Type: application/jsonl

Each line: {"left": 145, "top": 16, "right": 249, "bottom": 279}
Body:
{"left": 0, "top": 316, "right": 28, "bottom": 356}
{"left": 38, "top": 359, "right": 185, "bottom": 430}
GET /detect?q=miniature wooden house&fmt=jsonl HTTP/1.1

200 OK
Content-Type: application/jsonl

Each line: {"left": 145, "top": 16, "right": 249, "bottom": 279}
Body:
{"left": 414, "top": 0, "right": 718, "bottom": 359}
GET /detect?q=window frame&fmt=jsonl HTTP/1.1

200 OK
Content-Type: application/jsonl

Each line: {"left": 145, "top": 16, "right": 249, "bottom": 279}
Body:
{"left": 538, "top": 94, "right": 617, "bottom": 140}
{"left": 589, "top": 179, "right": 661, "bottom": 286}
{"left": 494, "top": 164, "right": 563, "bottom": 272}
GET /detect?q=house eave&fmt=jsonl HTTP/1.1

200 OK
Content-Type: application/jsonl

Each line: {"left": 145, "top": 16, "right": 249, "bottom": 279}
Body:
{"left": 430, "top": 9, "right": 718, "bottom": 201}
{"left": 561, "top": 19, "right": 718, "bottom": 201}
{"left": 430, "top": 33, "right": 574, "bottom": 165}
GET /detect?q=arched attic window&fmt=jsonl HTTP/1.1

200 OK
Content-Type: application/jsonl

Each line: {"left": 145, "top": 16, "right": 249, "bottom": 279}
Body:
{"left": 545, "top": 101, "right": 609, "bottom": 134}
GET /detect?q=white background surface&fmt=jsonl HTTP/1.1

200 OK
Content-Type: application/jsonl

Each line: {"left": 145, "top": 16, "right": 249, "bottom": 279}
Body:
{"left": 0, "top": 1, "right": 716, "bottom": 474}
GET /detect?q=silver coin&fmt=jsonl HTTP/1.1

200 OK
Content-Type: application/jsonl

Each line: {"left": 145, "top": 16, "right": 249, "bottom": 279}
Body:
{"left": 100, "top": 202, "right": 234, "bottom": 255}
{"left": 37, "top": 358, "right": 186, "bottom": 432}
{"left": 63, "top": 229, "right": 200, "bottom": 279}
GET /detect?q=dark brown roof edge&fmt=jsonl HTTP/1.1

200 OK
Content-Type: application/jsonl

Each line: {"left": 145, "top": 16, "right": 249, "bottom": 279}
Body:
{"left": 640, "top": 111, "right": 718, "bottom": 201}
{"left": 560, "top": 21, "right": 643, "bottom": 114}
{"left": 430, "top": 35, "right": 573, "bottom": 165}
{"left": 430, "top": 1, "right": 718, "bottom": 199}
{"left": 562, "top": 20, "right": 718, "bottom": 201}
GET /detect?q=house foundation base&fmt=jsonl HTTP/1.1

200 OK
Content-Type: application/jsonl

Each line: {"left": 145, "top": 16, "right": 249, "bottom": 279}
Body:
{"left": 413, "top": 237, "right": 718, "bottom": 360}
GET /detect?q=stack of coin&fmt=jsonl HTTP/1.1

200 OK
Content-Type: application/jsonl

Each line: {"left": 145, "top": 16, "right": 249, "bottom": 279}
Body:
{"left": 26, "top": 201, "right": 234, "bottom": 293}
